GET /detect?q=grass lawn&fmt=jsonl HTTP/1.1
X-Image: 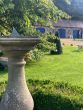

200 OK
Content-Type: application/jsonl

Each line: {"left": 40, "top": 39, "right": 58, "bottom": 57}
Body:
{"left": 25, "top": 46, "right": 83, "bottom": 88}
{"left": 0, "top": 46, "right": 83, "bottom": 110}
{"left": 0, "top": 46, "right": 83, "bottom": 87}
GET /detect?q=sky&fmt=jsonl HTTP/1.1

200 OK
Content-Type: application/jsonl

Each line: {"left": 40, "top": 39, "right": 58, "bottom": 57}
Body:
{"left": 53, "top": 0, "right": 83, "bottom": 20}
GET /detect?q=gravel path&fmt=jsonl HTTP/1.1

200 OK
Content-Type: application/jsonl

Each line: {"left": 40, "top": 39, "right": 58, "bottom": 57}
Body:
{"left": 61, "top": 39, "right": 83, "bottom": 46}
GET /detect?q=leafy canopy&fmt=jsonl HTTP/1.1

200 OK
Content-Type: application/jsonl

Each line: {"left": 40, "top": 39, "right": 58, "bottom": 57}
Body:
{"left": 0, "top": 0, "right": 69, "bottom": 36}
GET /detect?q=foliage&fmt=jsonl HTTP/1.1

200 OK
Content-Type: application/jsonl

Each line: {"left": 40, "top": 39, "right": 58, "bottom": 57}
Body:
{"left": 0, "top": 63, "right": 5, "bottom": 71}
{"left": 0, "top": 46, "right": 83, "bottom": 109}
{"left": 0, "top": 80, "right": 83, "bottom": 110}
{"left": 31, "top": 80, "right": 83, "bottom": 110}
{"left": 37, "top": 33, "right": 62, "bottom": 55}
{"left": 0, "top": 0, "right": 69, "bottom": 36}
{"left": 0, "top": 0, "right": 14, "bottom": 35}
{"left": 48, "top": 32, "right": 63, "bottom": 55}
{"left": 25, "top": 33, "right": 58, "bottom": 62}
{"left": 0, "top": 51, "right": 3, "bottom": 56}
{"left": 38, "top": 33, "right": 56, "bottom": 52}
{"left": 21, "top": 26, "right": 41, "bottom": 37}
{"left": 25, "top": 48, "right": 44, "bottom": 62}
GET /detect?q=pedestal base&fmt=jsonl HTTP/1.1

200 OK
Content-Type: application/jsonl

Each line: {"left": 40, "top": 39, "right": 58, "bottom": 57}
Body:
{"left": 0, "top": 38, "right": 40, "bottom": 110}
{"left": 0, "top": 58, "right": 34, "bottom": 110}
{"left": 0, "top": 88, "right": 34, "bottom": 110}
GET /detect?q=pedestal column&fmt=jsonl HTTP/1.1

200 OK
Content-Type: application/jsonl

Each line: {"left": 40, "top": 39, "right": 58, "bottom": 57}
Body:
{"left": 0, "top": 51, "right": 34, "bottom": 110}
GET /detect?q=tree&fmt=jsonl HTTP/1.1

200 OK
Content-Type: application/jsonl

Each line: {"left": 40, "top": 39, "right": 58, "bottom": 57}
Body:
{"left": 0, "top": 0, "right": 69, "bottom": 36}
{"left": 0, "top": 0, "right": 14, "bottom": 35}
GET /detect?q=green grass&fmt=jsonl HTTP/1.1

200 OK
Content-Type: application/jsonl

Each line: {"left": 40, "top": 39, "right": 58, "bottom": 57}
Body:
{"left": 0, "top": 46, "right": 83, "bottom": 87}
{"left": 25, "top": 46, "right": 83, "bottom": 88}
{"left": 0, "top": 46, "right": 83, "bottom": 110}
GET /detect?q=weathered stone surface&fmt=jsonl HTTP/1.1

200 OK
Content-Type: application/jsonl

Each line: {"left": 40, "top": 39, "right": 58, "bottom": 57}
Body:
{"left": 0, "top": 38, "right": 40, "bottom": 110}
{"left": 11, "top": 27, "right": 20, "bottom": 38}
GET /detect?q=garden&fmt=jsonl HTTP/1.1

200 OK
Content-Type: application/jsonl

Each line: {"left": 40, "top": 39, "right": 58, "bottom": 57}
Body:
{"left": 0, "top": 0, "right": 83, "bottom": 110}
{"left": 0, "top": 46, "right": 83, "bottom": 110}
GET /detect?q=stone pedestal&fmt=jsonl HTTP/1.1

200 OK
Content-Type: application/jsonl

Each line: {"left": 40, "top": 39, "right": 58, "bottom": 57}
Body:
{"left": 0, "top": 38, "right": 40, "bottom": 110}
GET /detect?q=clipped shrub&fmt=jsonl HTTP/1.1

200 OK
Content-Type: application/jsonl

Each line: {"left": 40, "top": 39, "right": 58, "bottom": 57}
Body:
{"left": 0, "top": 51, "right": 3, "bottom": 57}
{"left": 55, "top": 37, "right": 63, "bottom": 54}
{"left": 0, "top": 80, "right": 83, "bottom": 110}
{"left": 70, "top": 44, "right": 73, "bottom": 46}
{"left": 33, "top": 91, "right": 81, "bottom": 110}
{"left": 47, "top": 32, "right": 63, "bottom": 55}
{"left": 0, "top": 63, "right": 5, "bottom": 71}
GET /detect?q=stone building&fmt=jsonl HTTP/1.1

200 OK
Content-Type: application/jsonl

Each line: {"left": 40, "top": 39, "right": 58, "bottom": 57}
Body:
{"left": 35, "top": 19, "right": 83, "bottom": 39}
{"left": 54, "top": 19, "right": 83, "bottom": 39}
{"left": 34, "top": 22, "right": 56, "bottom": 34}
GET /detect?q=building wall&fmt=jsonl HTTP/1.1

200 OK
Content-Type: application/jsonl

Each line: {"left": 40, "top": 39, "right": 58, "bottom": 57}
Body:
{"left": 66, "top": 28, "right": 73, "bottom": 38}
{"left": 35, "top": 24, "right": 83, "bottom": 39}
{"left": 57, "top": 28, "right": 83, "bottom": 39}
{"left": 36, "top": 26, "right": 56, "bottom": 35}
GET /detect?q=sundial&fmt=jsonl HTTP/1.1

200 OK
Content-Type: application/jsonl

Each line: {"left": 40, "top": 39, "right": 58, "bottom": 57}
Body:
{"left": 0, "top": 0, "right": 83, "bottom": 110}
{"left": 53, "top": 0, "right": 83, "bottom": 20}
{"left": 0, "top": 29, "right": 40, "bottom": 110}
{"left": 11, "top": 27, "right": 20, "bottom": 37}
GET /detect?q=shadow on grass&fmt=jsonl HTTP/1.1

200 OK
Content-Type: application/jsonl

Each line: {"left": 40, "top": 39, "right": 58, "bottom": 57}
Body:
{"left": 28, "top": 79, "right": 83, "bottom": 110}
{"left": 72, "top": 49, "right": 83, "bottom": 53}
{"left": 33, "top": 91, "right": 82, "bottom": 110}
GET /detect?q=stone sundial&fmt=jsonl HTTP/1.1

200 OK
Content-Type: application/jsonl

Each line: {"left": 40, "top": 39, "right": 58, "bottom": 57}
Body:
{"left": 53, "top": 0, "right": 83, "bottom": 20}
{"left": 0, "top": 0, "right": 83, "bottom": 110}
{"left": 0, "top": 28, "right": 40, "bottom": 110}
{"left": 11, "top": 27, "right": 20, "bottom": 37}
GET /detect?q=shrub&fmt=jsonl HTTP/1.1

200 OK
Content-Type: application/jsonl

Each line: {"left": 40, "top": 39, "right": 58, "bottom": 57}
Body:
{"left": 0, "top": 63, "right": 5, "bottom": 71}
{"left": 55, "top": 38, "right": 63, "bottom": 54}
{"left": 0, "top": 51, "right": 3, "bottom": 57}
{"left": 25, "top": 49, "right": 44, "bottom": 63}
{"left": 0, "top": 80, "right": 83, "bottom": 110}
{"left": 25, "top": 32, "right": 63, "bottom": 63}
{"left": 47, "top": 33, "right": 63, "bottom": 55}
{"left": 38, "top": 33, "right": 56, "bottom": 52}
